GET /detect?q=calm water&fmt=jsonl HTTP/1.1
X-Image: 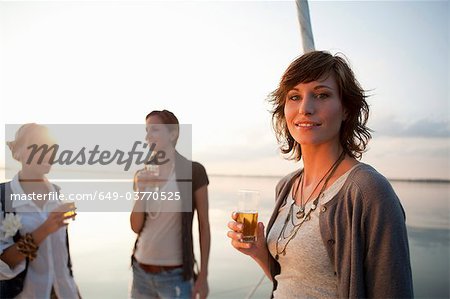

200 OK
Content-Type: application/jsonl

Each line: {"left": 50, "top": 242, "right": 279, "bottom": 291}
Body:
{"left": 4, "top": 175, "right": 449, "bottom": 298}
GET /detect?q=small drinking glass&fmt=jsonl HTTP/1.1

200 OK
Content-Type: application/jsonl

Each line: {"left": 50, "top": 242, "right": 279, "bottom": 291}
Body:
{"left": 235, "top": 189, "right": 260, "bottom": 243}
{"left": 144, "top": 164, "right": 160, "bottom": 192}
{"left": 62, "top": 202, "right": 76, "bottom": 223}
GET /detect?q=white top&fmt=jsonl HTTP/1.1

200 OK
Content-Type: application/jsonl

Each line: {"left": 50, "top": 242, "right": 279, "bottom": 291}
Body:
{"left": 134, "top": 171, "right": 183, "bottom": 266}
{"left": 0, "top": 174, "right": 79, "bottom": 299}
{"left": 267, "top": 166, "right": 356, "bottom": 299}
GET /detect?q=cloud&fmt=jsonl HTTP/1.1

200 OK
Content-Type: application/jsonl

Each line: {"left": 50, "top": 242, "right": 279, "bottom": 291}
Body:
{"left": 371, "top": 117, "right": 450, "bottom": 138}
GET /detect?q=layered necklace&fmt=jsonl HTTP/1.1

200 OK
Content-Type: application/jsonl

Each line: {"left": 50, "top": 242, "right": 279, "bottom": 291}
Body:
{"left": 274, "top": 151, "right": 345, "bottom": 260}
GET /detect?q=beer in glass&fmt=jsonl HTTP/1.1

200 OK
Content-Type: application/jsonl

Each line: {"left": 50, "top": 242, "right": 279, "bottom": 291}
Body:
{"left": 236, "top": 190, "right": 260, "bottom": 243}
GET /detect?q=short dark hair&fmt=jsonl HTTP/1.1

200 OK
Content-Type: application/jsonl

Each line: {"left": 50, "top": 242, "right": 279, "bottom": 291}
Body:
{"left": 146, "top": 110, "right": 180, "bottom": 146}
{"left": 269, "top": 51, "right": 372, "bottom": 160}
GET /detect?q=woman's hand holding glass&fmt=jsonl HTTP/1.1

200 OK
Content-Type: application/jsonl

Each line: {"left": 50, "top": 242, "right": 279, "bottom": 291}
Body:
{"left": 41, "top": 203, "right": 77, "bottom": 235}
{"left": 135, "top": 165, "right": 160, "bottom": 192}
{"left": 227, "top": 212, "right": 268, "bottom": 259}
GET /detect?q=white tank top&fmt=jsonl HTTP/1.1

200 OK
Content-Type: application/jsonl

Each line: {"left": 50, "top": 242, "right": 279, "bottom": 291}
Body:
{"left": 134, "top": 172, "right": 183, "bottom": 266}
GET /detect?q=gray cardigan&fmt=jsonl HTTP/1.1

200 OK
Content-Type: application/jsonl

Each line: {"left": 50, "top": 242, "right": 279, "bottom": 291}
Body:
{"left": 266, "top": 163, "right": 414, "bottom": 298}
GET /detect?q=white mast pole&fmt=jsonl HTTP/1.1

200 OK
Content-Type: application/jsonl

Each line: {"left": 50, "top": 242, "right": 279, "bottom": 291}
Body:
{"left": 296, "top": 0, "right": 315, "bottom": 52}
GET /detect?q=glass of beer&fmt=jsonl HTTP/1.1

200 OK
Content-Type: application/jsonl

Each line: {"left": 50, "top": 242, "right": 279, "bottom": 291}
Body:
{"left": 144, "top": 163, "right": 160, "bottom": 192}
{"left": 145, "top": 163, "right": 160, "bottom": 175}
{"left": 60, "top": 201, "right": 76, "bottom": 223}
{"left": 63, "top": 202, "right": 76, "bottom": 218}
{"left": 236, "top": 189, "right": 260, "bottom": 243}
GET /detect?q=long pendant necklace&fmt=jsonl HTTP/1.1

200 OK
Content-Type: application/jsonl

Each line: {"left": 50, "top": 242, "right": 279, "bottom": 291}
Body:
{"left": 293, "top": 162, "right": 334, "bottom": 219}
{"left": 147, "top": 162, "right": 175, "bottom": 220}
{"left": 292, "top": 151, "right": 344, "bottom": 219}
{"left": 275, "top": 151, "right": 345, "bottom": 260}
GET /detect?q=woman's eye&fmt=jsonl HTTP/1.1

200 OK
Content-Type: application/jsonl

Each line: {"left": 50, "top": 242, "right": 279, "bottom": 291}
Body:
{"left": 315, "top": 93, "right": 329, "bottom": 100}
{"left": 289, "top": 95, "right": 300, "bottom": 101}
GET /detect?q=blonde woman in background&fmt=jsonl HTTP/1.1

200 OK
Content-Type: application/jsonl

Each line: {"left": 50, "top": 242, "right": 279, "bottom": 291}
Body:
{"left": 0, "top": 123, "right": 79, "bottom": 299}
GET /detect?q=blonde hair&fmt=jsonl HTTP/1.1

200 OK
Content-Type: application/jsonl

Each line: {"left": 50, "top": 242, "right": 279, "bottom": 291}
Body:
{"left": 6, "top": 123, "right": 47, "bottom": 162}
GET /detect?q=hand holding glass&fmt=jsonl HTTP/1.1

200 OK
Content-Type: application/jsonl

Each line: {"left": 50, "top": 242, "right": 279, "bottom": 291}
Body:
{"left": 136, "top": 164, "right": 160, "bottom": 192}
{"left": 53, "top": 202, "right": 76, "bottom": 223}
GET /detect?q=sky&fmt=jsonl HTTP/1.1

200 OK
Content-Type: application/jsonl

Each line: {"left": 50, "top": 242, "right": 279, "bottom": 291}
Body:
{"left": 0, "top": 0, "right": 449, "bottom": 180}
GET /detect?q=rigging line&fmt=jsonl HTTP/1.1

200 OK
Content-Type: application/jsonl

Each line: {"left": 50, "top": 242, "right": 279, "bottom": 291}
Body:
{"left": 245, "top": 273, "right": 267, "bottom": 299}
{"left": 208, "top": 280, "right": 270, "bottom": 297}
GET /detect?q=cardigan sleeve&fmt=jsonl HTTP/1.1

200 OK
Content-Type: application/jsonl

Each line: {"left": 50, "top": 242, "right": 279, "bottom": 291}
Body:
{"left": 357, "top": 171, "right": 414, "bottom": 298}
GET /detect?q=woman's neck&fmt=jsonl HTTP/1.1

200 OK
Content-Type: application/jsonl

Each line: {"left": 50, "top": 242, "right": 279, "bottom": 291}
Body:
{"left": 301, "top": 143, "right": 343, "bottom": 186}
{"left": 163, "top": 147, "right": 176, "bottom": 164}
{"left": 157, "top": 146, "right": 176, "bottom": 173}
{"left": 18, "top": 170, "right": 50, "bottom": 198}
{"left": 19, "top": 169, "right": 46, "bottom": 182}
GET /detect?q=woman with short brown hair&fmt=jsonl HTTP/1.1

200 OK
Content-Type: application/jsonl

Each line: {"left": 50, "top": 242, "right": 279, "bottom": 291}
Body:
{"left": 228, "top": 51, "right": 413, "bottom": 298}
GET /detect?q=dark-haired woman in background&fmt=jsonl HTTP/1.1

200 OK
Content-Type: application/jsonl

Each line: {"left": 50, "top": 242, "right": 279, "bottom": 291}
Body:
{"left": 227, "top": 51, "right": 413, "bottom": 298}
{"left": 130, "top": 110, "right": 210, "bottom": 299}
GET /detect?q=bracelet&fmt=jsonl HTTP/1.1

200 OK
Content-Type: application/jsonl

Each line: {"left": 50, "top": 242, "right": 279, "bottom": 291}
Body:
{"left": 16, "top": 233, "right": 39, "bottom": 261}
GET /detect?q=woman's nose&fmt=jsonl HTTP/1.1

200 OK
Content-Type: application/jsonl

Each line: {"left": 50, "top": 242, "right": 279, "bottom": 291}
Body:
{"left": 298, "top": 95, "right": 314, "bottom": 115}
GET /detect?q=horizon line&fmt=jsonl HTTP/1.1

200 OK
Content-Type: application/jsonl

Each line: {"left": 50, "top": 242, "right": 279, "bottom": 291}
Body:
{"left": 0, "top": 168, "right": 448, "bottom": 184}
{"left": 208, "top": 173, "right": 450, "bottom": 184}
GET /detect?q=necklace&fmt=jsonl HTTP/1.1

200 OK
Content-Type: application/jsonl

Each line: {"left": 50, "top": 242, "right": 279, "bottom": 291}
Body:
{"left": 292, "top": 155, "right": 340, "bottom": 219}
{"left": 275, "top": 151, "right": 345, "bottom": 260}
{"left": 147, "top": 162, "right": 175, "bottom": 219}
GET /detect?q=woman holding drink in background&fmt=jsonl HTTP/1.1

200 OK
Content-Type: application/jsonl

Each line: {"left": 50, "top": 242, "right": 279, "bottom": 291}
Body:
{"left": 0, "top": 123, "right": 79, "bottom": 298}
{"left": 130, "top": 110, "right": 210, "bottom": 299}
{"left": 228, "top": 51, "right": 414, "bottom": 298}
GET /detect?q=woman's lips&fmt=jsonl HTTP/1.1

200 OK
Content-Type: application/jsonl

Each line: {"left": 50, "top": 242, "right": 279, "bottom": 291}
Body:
{"left": 294, "top": 121, "right": 321, "bottom": 128}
